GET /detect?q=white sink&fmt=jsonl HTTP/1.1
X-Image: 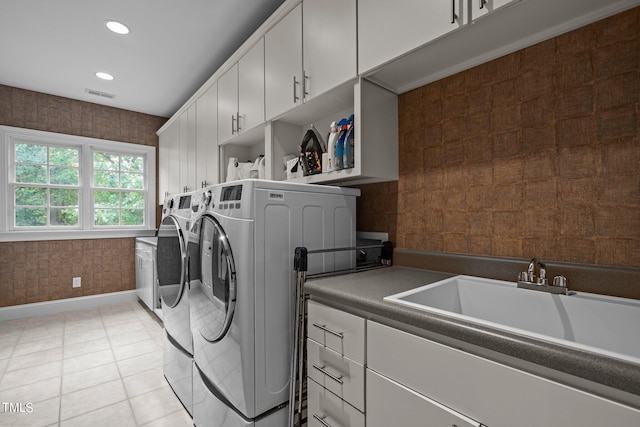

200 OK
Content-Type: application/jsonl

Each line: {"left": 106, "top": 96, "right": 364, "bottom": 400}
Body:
{"left": 384, "top": 275, "right": 640, "bottom": 365}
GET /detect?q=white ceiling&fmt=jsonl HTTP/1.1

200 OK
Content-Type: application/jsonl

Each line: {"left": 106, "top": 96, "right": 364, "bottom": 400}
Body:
{"left": 0, "top": 0, "right": 285, "bottom": 118}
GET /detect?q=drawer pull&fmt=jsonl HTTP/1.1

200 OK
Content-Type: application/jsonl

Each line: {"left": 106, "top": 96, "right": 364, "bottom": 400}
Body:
{"left": 313, "top": 413, "right": 333, "bottom": 427}
{"left": 312, "top": 323, "right": 344, "bottom": 339}
{"left": 312, "top": 364, "right": 344, "bottom": 384}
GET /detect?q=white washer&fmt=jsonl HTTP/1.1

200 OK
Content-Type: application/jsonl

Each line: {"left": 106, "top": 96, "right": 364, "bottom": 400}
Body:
{"left": 188, "top": 179, "right": 359, "bottom": 426}
{"left": 157, "top": 190, "right": 197, "bottom": 415}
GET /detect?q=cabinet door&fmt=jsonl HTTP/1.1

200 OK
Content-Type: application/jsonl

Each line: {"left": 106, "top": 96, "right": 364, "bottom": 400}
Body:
{"left": 358, "top": 0, "right": 465, "bottom": 74}
{"left": 472, "top": 0, "right": 519, "bottom": 20}
{"left": 238, "top": 38, "right": 265, "bottom": 134}
{"left": 265, "top": 3, "right": 302, "bottom": 120}
{"left": 367, "top": 369, "right": 482, "bottom": 427}
{"left": 136, "top": 243, "right": 154, "bottom": 311}
{"left": 218, "top": 63, "right": 239, "bottom": 144}
{"left": 186, "top": 103, "right": 197, "bottom": 191}
{"left": 303, "top": 0, "right": 357, "bottom": 101}
{"left": 158, "top": 126, "right": 169, "bottom": 203}
{"left": 178, "top": 107, "right": 196, "bottom": 192}
{"left": 165, "top": 119, "right": 180, "bottom": 197}
{"left": 196, "top": 83, "right": 218, "bottom": 188}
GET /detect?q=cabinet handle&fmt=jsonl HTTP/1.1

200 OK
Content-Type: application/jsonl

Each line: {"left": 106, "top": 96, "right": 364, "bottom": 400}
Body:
{"left": 312, "top": 323, "right": 344, "bottom": 339}
{"left": 236, "top": 112, "right": 242, "bottom": 133}
{"left": 451, "top": 0, "right": 458, "bottom": 24}
{"left": 293, "top": 75, "right": 300, "bottom": 103}
{"left": 313, "top": 414, "right": 333, "bottom": 427}
{"left": 480, "top": 0, "right": 486, "bottom": 9}
{"left": 312, "top": 364, "right": 343, "bottom": 384}
{"left": 303, "top": 72, "right": 310, "bottom": 100}
{"left": 231, "top": 115, "right": 236, "bottom": 134}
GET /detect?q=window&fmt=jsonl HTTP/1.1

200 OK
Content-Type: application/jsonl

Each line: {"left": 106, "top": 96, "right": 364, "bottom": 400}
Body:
{"left": 93, "top": 151, "right": 145, "bottom": 227}
{"left": 1, "top": 125, "right": 156, "bottom": 240}
{"left": 14, "top": 142, "right": 80, "bottom": 228}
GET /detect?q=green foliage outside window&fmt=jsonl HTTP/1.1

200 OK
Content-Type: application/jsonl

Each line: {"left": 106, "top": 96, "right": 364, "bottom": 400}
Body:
{"left": 92, "top": 151, "right": 145, "bottom": 226}
{"left": 13, "top": 143, "right": 80, "bottom": 227}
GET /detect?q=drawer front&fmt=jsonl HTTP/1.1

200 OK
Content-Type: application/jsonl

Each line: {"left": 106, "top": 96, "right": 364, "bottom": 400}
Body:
{"left": 308, "top": 378, "right": 365, "bottom": 427}
{"left": 367, "top": 321, "right": 640, "bottom": 427}
{"left": 307, "top": 338, "right": 365, "bottom": 411}
{"left": 367, "top": 369, "right": 482, "bottom": 427}
{"left": 307, "top": 300, "right": 365, "bottom": 363}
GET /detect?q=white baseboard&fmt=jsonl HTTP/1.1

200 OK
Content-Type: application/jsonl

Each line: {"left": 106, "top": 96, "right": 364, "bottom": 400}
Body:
{"left": 0, "top": 290, "right": 139, "bottom": 321}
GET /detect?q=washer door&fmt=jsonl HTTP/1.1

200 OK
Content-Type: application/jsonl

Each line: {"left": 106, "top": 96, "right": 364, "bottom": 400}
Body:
{"left": 189, "top": 214, "right": 236, "bottom": 342}
{"left": 157, "top": 215, "right": 187, "bottom": 308}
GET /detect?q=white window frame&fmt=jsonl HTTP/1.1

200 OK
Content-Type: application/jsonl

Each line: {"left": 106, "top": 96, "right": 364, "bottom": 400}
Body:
{"left": 0, "top": 125, "right": 156, "bottom": 242}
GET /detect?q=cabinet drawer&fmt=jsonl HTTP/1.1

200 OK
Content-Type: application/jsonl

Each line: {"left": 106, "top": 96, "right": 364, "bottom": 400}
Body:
{"left": 307, "top": 339, "right": 365, "bottom": 412}
{"left": 367, "top": 369, "right": 482, "bottom": 427}
{"left": 307, "top": 300, "right": 365, "bottom": 363}
{"left": 368, "top": 321, "right": 640, "bottom": 427}
{"left": 308, "top": 378, "right": 364, "bottom": 427}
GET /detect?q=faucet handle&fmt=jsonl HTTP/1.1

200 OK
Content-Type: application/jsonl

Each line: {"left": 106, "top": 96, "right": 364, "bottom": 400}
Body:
{"left": 553, "top": 275, "right": 568, "bottom": 288}
{"left": 537, "top": 262, "right": 548, "bottom": 286}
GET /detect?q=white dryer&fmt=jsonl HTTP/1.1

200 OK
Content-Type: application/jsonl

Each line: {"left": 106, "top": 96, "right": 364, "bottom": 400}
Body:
{"left": 188, "top": 180, "right": 359, "bottom": 426}
{"left": 157, "top": 190, "right": 197, "bottom": 415}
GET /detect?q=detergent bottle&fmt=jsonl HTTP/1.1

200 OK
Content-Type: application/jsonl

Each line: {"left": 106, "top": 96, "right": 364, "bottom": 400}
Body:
{"left": 334, "top": 118, "right": 348, "bottom": 170}
{"left": 343, "top": 114, "right": 354, "bottom": 169}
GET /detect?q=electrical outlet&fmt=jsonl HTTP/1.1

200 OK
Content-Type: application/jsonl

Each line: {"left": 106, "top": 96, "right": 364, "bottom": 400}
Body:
{"left": 72, "top": 277, "right": 81, "bottom": 288}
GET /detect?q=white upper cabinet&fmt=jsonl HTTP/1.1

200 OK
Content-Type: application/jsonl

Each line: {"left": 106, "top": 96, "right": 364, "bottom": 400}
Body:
{"left": 219, "top": 39, "right": 266, "bottom": 145}
{"left": 158, "top": 122, "right": 170, "bottom": 204}
{"left": 302, "top": 0, "right": 357, "bottom": 102}
{"left": 195, "top": 82, "right": 218, "bottom": 188}
{"left": 265, "top": 0, "right": 358, "bottom": 121}
{"left": 265, "top": 3, "right": 303, "bottom": 120}
{"left": 238, "top": 38, "right": 265, "bottom": 135}
{"left": 178, "top": 104, "right": 197, "bottom": 192}
{"left": 472, "top": 0, "right": 519, "bottom": 21}
{"left": 358, "top": 0, "right": 467, "bottom": 74}
{"left": 217, "top": 63, "right": 239, "bottom": 144}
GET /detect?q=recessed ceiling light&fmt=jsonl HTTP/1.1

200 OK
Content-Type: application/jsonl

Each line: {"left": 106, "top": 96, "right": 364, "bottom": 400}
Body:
{"left": 96, "top": 72, "right": 114, "bottom": 81}
{"left": 106, "top": 20, "right": 130, "bottom": 35}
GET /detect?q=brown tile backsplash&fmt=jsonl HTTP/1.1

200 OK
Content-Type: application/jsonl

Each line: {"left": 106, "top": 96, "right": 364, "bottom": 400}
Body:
{"left": 0, "top": 86, "right": 167, "bottom": 308}
{"left": 357, "top": 8, "right": 640, "bottom": 276}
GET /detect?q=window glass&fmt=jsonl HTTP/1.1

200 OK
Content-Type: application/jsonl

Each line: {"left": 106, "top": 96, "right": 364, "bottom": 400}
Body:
{"left": 12, "top": 143, "right": 80, "bottom": 228}
{"left": 92, "top": 151, "right": 145, "bottom": 227}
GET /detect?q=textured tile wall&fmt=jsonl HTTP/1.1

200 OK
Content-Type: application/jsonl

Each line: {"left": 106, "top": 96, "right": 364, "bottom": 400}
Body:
{"left": 357, "top": 7, "right": 640, "bottom": 269}
{"left": 0, "top": 86, "right": 167, "bottom": 307}
{"left": 0, "top": 239, "right": 135, "bottom": 306}
{"left": 0, "top": 85, "right": 165, "bottom": 146}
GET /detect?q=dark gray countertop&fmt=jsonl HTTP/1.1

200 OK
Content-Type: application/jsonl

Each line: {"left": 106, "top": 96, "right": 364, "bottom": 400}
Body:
{"left": 304, "top": 266, "right": 640, "bottom": 409}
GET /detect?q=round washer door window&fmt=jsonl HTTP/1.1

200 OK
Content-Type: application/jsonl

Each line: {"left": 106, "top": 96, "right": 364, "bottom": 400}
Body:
{"left": 156, "top": 215, "right": 187, "bottom": 309}
{"left": 188, "top": 214, "right": 236, "bottom": 342}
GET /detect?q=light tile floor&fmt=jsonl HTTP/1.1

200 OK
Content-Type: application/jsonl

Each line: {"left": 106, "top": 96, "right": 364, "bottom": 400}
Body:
{"left": 0, "top": 301, "right": 193, "bottom": 427}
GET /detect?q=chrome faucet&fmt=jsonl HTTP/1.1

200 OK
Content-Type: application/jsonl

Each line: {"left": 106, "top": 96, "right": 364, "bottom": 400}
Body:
{"left": 517, "top": 258, "right": 569, "bottom": 295}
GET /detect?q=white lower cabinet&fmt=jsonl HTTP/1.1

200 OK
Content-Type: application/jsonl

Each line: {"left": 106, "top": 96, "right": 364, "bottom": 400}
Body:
{"left": 367, "top": 369, "right": 482, "bottom": 427}
{"left": 308, "top": 378, "right": 365, "bottom": 427}
{"left": 307, "top": 339, "right": 365, "bottom": 411}
{"left": 367, "top": 321, "right": 640, "bottom": 427}
{"left": 306, "top": 301, "right": 366, "bottom": 424}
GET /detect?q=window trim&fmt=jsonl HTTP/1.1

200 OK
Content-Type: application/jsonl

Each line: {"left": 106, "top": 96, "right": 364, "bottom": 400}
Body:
{"left": 0, "top": 125, "right": 156, "bottom": 242}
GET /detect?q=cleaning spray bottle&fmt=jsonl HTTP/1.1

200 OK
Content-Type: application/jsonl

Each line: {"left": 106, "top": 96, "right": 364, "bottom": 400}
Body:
{"left": 326, "top": 121, "right": 339, "bottom": 172}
